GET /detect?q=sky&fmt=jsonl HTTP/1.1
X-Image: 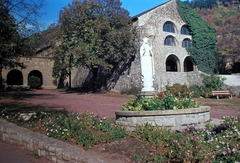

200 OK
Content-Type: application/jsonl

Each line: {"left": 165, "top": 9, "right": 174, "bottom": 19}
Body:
{"left": 38, "top": 0, "right": 168, "bottom": 30}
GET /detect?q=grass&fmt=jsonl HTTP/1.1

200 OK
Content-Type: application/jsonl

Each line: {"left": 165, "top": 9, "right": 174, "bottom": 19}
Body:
{"left": 196, "top": 97, "right": 240, "bottom": 110}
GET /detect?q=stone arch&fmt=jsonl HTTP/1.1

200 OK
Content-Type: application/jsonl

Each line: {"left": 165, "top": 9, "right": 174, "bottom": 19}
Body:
{"left": 180, "top": 25, "right": 190, "bottom": 35}
{"left": 183, "top": 56, "right": 195, "bottom": 72}
{"left": 164, "top": 35, "right": 176, "bottom": 46}
{"left": 7, "top": 69, "right": 23, "bottom": 85}
{"left": 28, "top": 70, "right": 43, "bottom": 85}
{"left": 166, "top": 54, "right": 180, "bottom": 72}
{"left": 182, "top": 38, "right": 191, "bottom": 48}
{"left": 163, "top": 21, "right": 176, "bottom": 33}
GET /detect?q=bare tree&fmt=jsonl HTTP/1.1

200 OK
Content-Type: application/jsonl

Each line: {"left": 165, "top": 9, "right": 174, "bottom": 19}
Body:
{"left": 5, "top": 0, "right": 45, "bottom": 25}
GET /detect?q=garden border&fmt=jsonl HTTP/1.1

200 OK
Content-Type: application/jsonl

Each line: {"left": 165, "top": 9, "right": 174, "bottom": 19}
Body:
{"left": 115, "top": 106, "right": 211, "bottom": 131}
{"left": 0, "top": 119, "right": 103, "bottom": 163}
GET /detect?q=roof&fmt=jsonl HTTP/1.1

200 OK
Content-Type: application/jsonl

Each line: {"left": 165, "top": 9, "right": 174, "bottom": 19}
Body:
{"left": 131, "top": 0, "right": 171, "bottom": 21}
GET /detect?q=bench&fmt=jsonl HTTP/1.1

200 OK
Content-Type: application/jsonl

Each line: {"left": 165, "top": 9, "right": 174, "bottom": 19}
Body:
{"left": 212, "top": 90, "right": 232, "bottom": 99}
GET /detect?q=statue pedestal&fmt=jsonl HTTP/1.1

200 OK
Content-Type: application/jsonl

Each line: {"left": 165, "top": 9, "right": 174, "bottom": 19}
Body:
{"left": 140, "top": 91, "right": 156, "bottom": 98}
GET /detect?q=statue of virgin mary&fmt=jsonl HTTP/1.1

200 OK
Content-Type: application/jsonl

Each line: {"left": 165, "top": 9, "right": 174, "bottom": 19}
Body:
{"left": 140, "top": 37, "right": 155, "bottom": 92}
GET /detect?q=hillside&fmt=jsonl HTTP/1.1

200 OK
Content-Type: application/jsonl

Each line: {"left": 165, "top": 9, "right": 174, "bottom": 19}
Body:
{"left": 196, "top": 5, "right": 240, "bottom": 73}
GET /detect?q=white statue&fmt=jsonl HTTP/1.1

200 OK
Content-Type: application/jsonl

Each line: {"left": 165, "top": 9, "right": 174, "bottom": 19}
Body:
{"left": 140, "top": 37, "right": 155, "bottom": 92}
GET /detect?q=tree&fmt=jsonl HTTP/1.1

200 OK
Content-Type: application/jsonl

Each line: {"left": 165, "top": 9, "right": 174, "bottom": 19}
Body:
{"left": 196, "top": 5, "right": 240, "bottom": 73}
{"left": 3, "top": 0, "right": 45, "bottom": 36}
{"left": 53, "top": 0, "right": 136, "bottom": 91}
{"left": 0, "top": 1, "right": 24, "bottom": 89}
{"left": 185, "top": 0, "right": 217, "bottom": 9}
{"left": 178, "top": 0, "right": 217, "bottom": 73}
{"left": 0, "top": 0, "right": 45, "bottom": 89}
{"left": 211, "top": 7, "right": 240, "bottom": 73}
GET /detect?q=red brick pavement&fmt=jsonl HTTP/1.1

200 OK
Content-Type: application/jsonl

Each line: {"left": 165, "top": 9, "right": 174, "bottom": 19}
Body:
{"left": 6, "top": 89, "right": 238, "bottom": 118}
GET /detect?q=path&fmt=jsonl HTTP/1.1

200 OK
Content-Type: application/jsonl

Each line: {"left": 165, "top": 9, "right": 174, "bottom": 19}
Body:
{"left": 11, "top": 89, "right": 240, "bottom": 119}
{"left": 8, "top": 90, "right": 130, "bottom": 118}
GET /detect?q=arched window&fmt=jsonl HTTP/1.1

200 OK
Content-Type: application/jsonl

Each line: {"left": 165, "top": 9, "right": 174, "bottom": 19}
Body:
{"left": 181, "top": 25, "right": 190, "bottom": 35}
{"left": 184, "top": 56, "right": 194, "bottom": 72}
{"left": 182, "top": 38, "right": 191, "bottom": 48}
{"left": 164, "top": 36, "right": 176, "bottom": 46}
{"left": 166, "top": 55, "right": 180, "bottom": 72}
{"left": 163, "top": 21, "right": 175, "bottom": 33}
{"left": 7, "top": 69, "right": 23, "bottom": 85}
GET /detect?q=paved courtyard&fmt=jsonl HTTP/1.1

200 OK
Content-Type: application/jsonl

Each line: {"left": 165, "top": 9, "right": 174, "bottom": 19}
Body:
{"left": 5, "top": 89, "right": 240, "bottom": 118}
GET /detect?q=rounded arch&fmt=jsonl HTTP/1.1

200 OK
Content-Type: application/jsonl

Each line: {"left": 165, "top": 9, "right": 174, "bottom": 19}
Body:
{"left": 163, "top": 21, "right": 176, "bottom": 33}
{"left": 183, "top": 56, "right": 195, "bottom": 72}
{"left": 166, "top": 54, "right": 180, "bottom": 72}
{"left": 28, "top": 70, "right": 43, "bottom": 85}
{"left": 181, "top": 25, "right": 190, "bottom": 35}
{"left": 182, "top": 38, "right": 191, "bottom": 48}
{"left": 7, "top": 69, "right": 23, "bottom": 85}
{"left": 164, "top": 36, "right": 176, "bottom": 46}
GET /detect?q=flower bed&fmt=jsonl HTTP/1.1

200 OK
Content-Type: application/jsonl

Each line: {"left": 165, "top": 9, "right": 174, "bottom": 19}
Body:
{"left": 116, "top": 92, "right": 211, "bottom": 131}
{"left": 121, "top": 91, "right": 199, "bottom": 111}
{"left": 115, "top": 106, "right": 210, "bottom": 131}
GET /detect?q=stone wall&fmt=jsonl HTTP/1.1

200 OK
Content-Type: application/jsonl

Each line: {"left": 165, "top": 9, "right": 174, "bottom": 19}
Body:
{"left": 135, "top": 0, "right": 193, "bottom": 72}
{"left": 71, "top": 67, "right": 91, "bottom": 88}
{"left": 154, "top": 71, "right": 203, "bottom": 92}
{"left": 69, "top": 48, "right": 143, "bottom": 92}
{"left": 0, "top": 119, "right": 103, "bottom": 163}
{"left": 222, "top": 84, "right": 240, "bottom": 97}
{"left": 2, "top": 57, "right": 56, "bottom": 89}
{"left": 115, "top": 106, "right": 211, "bottom": 131}
{"left": 112, "top": 51, "right": 142, "bottom": 92}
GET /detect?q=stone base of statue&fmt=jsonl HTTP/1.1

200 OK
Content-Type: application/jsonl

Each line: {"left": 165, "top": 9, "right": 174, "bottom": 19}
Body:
{"left": 140, "top": 91, "right": 156, "bottom": 98}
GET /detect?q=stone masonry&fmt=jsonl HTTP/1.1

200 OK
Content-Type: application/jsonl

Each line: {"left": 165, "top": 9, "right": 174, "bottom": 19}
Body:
{"left": 0, "top": 119, "right": 104, "bottom": 163}
{"left": 2, "top": 57, "right": 56, "bottom": 89}
{"left": 112, "top": 0, "right": 202, "bottom": 93}
{"left": 115, "top": 106, "right": 211, "bottom": 131}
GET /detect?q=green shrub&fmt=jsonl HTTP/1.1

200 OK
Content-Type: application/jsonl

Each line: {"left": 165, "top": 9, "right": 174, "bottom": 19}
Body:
{"left": 121, "top": 91, "right": 199, "bottom": 111}
{"left": 102, "top": 126, "right": 127, "bottom": 142}
{"left": 134, "top": 124, "right": 173, "bottom": 146}
{"left": 165, "top": 74, "right": 226, "bottom": 98}
{"left": 35, "top": 111, "right": 126, "bottom": 148}
{"left": 76, "top": 130, "right": 97, "bottom": 148}
{"left": 166, "top": 83, "right": 202, "bottom": 98}
{"left": 0, "top": 107, "right": 127, "bottom": 148}
{"left": 167, "top": 116, "right": 240, "bottom": 162}
{"left": 133, "top": 117, "right": 240, "bottom": 162}
{"left": 28, "top": 76, "right": 41, "bottom": 89}
{"left": 201, "top": 74, "right": 225, "bottom": 97}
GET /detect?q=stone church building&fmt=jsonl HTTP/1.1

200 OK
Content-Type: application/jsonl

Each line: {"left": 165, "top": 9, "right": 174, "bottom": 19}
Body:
{"left": 111, "top": 0, "right": 202, "bottom": 94}
{"left": 2, "top": 0, "right": 203, "bottom": 93}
